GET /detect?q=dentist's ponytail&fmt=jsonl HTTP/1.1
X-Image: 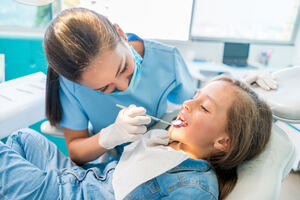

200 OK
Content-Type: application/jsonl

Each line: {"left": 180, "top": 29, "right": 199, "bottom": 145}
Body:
{"left": 43, "top": 8, "right": 121, "bottom": 126}
{"left": 46, "top": 67, "right": 61, "bottom": 125}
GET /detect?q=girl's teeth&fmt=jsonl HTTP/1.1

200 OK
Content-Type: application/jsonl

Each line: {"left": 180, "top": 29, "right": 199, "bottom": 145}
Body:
{"left": 172, "top": 117, "right": 188, "bottom": 128}
{"left": 172, "top": 120, "right": 183, "bottom": 126}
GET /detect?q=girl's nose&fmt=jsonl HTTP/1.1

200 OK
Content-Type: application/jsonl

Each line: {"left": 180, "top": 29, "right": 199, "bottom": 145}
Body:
{"left": 183, "top": 101, "right": 192, "bottom": 112}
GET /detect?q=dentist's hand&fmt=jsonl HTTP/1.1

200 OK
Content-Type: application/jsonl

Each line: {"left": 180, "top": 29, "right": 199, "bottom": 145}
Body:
{"left": 99, "top": 105, "right": 151, "bottom": 149}
{"left": 243, "top": 71, "right": 277, "bottom": 90}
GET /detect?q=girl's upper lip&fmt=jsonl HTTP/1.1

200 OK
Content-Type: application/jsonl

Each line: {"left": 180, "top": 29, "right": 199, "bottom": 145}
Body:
{"left": 176, "top": 114, "right": 188, "bottom": 127}
{"left": 178, "top": 109, "right": 187, "bottom": 123}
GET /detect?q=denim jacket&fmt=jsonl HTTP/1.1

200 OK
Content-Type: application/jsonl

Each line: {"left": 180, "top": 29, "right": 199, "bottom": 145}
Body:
{"left": 0, "top": 129, "right": 218, "bottom": 200}
{"left": 125, "top": 158, "right": 219, "bottom": 200}
{"left": 58, "top": 158, "right": 218, "bottom": 200}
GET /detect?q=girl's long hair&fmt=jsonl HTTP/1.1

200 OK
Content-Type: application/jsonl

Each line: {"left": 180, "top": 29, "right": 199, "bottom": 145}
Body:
{"left": 207, "top": 76, "right": 273, "bottom": 199}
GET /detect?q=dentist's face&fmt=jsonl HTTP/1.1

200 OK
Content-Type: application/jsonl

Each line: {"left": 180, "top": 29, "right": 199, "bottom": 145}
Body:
{"left": 168, "top": 81, "right": 236, "bottom": 155}
{"left": 79, "top": 41, "right": 135, "bottom": 93}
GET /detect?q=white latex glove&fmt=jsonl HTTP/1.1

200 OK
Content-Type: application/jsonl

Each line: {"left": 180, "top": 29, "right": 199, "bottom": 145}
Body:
{"left": 146, "top": 130, "right": 171, "bottom": 147}
{"left": 243, "top": 71, "right": 277, "bottom": 90}
{"left": 99, "top": 105, "right": 151, "bottom": 149}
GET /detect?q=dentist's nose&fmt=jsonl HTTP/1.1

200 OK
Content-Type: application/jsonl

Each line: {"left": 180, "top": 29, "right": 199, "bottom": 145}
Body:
{"left": 114, "top": 77, "right": 129, "bottom": 91}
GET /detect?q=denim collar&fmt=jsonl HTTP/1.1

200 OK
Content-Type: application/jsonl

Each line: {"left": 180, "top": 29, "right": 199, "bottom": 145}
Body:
{"left": 167, "top": 158, "right": 211, "bottom": 173}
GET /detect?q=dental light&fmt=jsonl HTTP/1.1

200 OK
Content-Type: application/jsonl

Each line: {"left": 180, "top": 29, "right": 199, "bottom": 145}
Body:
{"left": 15, "top": 0, "right": 55, "bottom": 6}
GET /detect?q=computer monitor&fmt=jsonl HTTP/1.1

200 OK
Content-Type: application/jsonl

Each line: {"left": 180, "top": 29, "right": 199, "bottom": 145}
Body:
{"left": 223, "top": 43, "right": 249, "bottom": 66}
{"left": 189, "top": 0, "right": 300, "bottom": 45}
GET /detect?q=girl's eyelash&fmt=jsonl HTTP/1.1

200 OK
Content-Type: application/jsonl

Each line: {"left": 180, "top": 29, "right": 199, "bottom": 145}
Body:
{"left": 201, "top": 105, "right": 209, "bottom": 112}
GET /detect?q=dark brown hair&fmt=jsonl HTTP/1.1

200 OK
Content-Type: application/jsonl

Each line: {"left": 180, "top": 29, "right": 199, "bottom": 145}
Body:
{"left": 43, "top": 8, "right": 121, "bottom": 126}
{"left": 207, "top": 75, "right": 273, "bottom": 200}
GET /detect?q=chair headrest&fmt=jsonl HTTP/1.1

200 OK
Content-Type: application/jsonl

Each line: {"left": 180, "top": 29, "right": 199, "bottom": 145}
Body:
{"left": 226, "top": 123, "right": 296, "bottom": 200}
{"left": 253, "top": 66, "right": 300, "bottom": 123}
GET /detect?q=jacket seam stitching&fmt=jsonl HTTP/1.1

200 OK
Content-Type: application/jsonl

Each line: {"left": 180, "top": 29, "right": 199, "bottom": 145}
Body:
{"left": 167, "top": 183, "right": 217, "bottom": 200}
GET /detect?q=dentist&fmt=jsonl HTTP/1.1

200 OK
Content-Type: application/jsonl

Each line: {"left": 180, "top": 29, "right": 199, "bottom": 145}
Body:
{"left": 44, "top": 8, "right": 196, "bottom": 165}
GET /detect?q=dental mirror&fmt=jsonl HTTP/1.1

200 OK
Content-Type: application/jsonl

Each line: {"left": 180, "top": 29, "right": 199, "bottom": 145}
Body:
{"left": 171, "top": 120, "right": 184, "bottom": 127}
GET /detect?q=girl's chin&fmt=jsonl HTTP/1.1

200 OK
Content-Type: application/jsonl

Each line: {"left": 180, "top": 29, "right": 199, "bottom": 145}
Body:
{"left": 168, "top": 127, "right": 185, "bottom": 141}
{"left": 168, "top": 126, "right": 174, "bottom": 137}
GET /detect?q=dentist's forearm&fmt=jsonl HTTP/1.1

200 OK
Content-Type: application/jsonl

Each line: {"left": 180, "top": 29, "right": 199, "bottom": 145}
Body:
{"left": 63, "top": 128, "right": 107, "bottom": 166}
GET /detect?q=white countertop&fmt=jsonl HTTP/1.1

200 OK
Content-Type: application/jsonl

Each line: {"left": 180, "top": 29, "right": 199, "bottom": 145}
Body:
{"left": 0, "top": 72, "right": 46, "bottom": 138}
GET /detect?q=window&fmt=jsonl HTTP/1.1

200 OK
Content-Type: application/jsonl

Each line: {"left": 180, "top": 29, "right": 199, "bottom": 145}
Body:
{"left": 60, "top": 0, "right": 80, "bottom": 10}
{"left": 190, "top": 0, "right": 300, "bottom": 44}
{"left": 0, "top": 0, "right": 80, "bottom": 35}
{"left": 0, "top": 0, "right": 52, "bottom": 30}
{"left": 80, "top": 0, "right": 193, "bottom": 41}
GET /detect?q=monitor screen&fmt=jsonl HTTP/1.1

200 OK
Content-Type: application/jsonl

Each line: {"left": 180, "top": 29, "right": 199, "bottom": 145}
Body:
{"left": 223, "top": 43, "right": 249, "bottom": 66}
{"left": 223, "top": 43, "right": 249, "bottom": 58}
{"left": 190, "top": 0, "right": 300, "bottom": 44}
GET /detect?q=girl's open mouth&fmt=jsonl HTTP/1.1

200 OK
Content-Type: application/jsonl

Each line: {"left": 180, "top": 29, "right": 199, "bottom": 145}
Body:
{"left": 173, "top": 116, "right": 188, "bottom": 128}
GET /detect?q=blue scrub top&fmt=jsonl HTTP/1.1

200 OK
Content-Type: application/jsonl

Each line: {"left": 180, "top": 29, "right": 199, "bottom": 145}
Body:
{"left": 59, "top": 37, "right": 196, "bottom": 134}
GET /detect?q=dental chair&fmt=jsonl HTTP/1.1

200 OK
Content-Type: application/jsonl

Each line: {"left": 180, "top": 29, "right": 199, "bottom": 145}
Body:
{"left": 1, "top": 67, "right": 299, "bottom": 200}
{"left": 150, "top": 66, "right": 300, "bottom": 200}
{"left": 226, "top": 66, "right": 300, "bottom": 200}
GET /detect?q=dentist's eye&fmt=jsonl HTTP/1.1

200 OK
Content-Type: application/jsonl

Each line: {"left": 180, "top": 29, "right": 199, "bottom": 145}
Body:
{"left": 201, "top": 105, "right": 209, "bottom": 112}
{"left": 120, "top": 63, "right": 128, "bottom": 74}
{"left": 97, "top": 85, "right": 109, "bottom": 92}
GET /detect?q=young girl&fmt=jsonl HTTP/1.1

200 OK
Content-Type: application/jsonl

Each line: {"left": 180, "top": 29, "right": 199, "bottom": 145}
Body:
{"left": 0, "top": 76, "right": 272, "bottom": 200}
{"left": 43, "top": 7, "right": 196, "bottom": 165}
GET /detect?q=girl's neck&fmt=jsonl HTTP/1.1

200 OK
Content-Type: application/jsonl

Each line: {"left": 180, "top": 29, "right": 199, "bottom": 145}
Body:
{"left": 168, "top": 141, "right": 204, "bottom": 160}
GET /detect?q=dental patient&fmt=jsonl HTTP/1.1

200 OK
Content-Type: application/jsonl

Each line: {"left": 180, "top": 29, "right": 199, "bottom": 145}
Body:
{"left": 0, "top": 76, "right": 272, "bottom": 200}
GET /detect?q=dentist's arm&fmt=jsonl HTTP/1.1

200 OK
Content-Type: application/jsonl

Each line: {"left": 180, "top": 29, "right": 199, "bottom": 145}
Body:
{"left": 64, "top": 105, "right": 151, "bottom": 166}
{"left": 63, "top": 128, "right": 104, "bottom": 166}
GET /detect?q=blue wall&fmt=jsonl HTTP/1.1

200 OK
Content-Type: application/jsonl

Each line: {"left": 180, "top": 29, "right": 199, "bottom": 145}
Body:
{"left": 0, "top": 36, "right": 47, "bottom": 80}
{"left": 0, "top": 35, "right": 68, "bottom": 155}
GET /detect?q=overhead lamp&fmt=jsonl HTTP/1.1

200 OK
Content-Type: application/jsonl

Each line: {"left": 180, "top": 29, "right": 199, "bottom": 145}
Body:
{"left": 15, "top": 0, "right": 55, "bottom": 6}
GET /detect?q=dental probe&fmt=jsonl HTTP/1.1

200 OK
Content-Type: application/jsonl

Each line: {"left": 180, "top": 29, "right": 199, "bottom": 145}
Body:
{"left": 116, "top": 104, "right": 173, "bottom": 126}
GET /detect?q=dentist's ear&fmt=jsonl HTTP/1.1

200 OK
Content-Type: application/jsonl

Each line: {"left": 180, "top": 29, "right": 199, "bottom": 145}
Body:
{"left": 113, "top": 24, "right": 128, "bottom": 42}
{"left": 214, "top": 136, "right": 230, "bottom": 152}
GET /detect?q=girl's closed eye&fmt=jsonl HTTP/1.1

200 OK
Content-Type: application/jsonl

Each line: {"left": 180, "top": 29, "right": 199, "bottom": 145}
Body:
{"left": 201, "top": 105, "right": 209, "bottom": 112}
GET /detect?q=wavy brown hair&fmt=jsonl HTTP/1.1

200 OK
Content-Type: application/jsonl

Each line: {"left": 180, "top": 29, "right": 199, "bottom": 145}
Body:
{"left": 207, "top": 75, "right": 273, "bottom": 200}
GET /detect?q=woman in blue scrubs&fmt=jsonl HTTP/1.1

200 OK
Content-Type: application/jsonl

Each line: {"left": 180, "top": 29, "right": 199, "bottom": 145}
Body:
{"left": 44, "top": 8, "right": 196, "bottom": 165}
